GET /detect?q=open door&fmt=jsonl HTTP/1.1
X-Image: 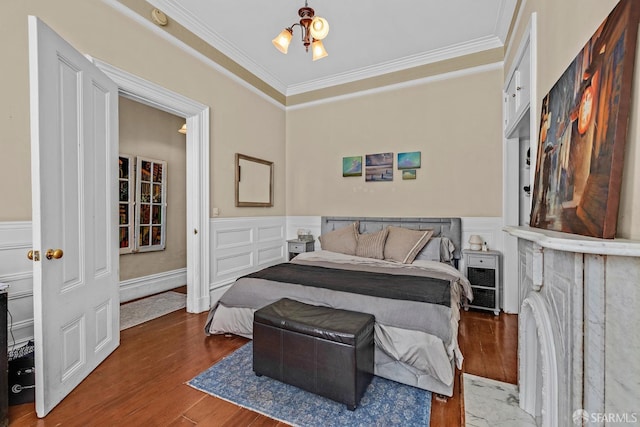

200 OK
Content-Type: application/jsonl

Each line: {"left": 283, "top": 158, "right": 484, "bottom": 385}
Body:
{"left": 28, "top": 16, "right": 120, "bottom": 417}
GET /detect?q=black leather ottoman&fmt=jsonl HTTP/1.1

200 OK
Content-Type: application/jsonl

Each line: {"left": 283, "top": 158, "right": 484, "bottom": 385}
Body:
{"left": 253, "top": 298, "right": 374, "bottom": 410}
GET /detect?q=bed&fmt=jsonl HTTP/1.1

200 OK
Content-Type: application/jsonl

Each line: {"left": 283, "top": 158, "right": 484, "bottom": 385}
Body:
{"left": 204, "top": 217, "right": 472, "bottom": 396}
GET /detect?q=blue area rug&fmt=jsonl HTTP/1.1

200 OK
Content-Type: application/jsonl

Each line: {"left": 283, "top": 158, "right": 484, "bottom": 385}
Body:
{"left": 188, "top": 342, "right": 431, "bottom": 427}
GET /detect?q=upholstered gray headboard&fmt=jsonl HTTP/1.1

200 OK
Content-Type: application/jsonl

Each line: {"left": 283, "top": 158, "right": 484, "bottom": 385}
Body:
{"left": 320, "top": 217, "right": 462, "bottom": 263}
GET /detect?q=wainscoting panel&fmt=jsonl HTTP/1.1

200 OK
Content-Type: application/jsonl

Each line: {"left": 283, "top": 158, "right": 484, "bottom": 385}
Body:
{"left": 214, "top": 250, "right": 254, "bottom": 277}
{"left": 0, "top": 222, "right": 35, "bottom": 347}
{"left": 210, "top": 217, "right": 287, "bottom": 304}
{"left": 257, "top": 244, "right": 284, "bottom": 266}
{"left": 216, "top": 227, "right": 253, "bottom": 248}
{"left": 0, "top": 221, "right": 190, "bottom": 347}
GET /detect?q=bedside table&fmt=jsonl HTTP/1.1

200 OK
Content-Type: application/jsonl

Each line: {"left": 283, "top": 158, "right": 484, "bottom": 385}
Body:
{"left": 463, "top": 249, "right": 501, "bottom": 315}
{"left": 287, "top": 239, "right": 315, "bottom": 260}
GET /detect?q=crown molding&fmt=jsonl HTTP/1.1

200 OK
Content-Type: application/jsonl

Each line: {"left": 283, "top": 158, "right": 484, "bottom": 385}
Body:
{"left": 286, "top": 35, "right": 504, "bottom": 96}
{"left": 287, "top": 62, "right": 503, "bottom": 110}
{"left": 148, "top": 0, "right": 505, "bottom": 97}
{"left": 103, "top": 0, "right": 286, "bottom": 109}
{"left": 495, "top": 0, "right": 519, "bottom": 43}
{"left": 118, "top": 0, "right": 509, "bottom": 101}
{"left": 148, "top": 0, "right": 288, "bottom": 94}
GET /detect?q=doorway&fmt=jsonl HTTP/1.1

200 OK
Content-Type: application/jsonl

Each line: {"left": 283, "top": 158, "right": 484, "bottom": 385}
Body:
{"left": 118, "top": 97, "right": 187, "bottom": 305}
{"left": 92, "top": 58, "right": 211, "bottom": 314}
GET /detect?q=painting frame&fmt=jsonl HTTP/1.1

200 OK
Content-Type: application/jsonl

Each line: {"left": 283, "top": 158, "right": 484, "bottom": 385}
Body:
{"left": 402, "top": 169, "right": 417, "bottom": 180}
{"left": 529, "top": 0, "right": 640, "bottom": 238}
{"left": 342, "top": 156, "right": 363, "bottom": 177}
{"left": 397, "top": 152, "right": 421, "bottom": 169}
{"left": 365, "top": 152, "right": 394, "bottom": 182}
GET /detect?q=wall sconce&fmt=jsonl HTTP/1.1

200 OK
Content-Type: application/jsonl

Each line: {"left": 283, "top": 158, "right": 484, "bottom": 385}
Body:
{"left": 469, "top": 235, "right": 483, "bottom": 251}
{"left": 178, "top": 123, "right": 187, "bottom": 134}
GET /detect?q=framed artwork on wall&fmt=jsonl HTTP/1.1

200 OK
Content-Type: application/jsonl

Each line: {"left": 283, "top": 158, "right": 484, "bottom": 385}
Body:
{"left": 365, "top": 152, "right": 393, "bottom": 182}
{"left": 397, "top": 152, "right": 421, "bottom": 169}
{"left": 342, "top": 156, "right": 362, "bottom": 177}
{"left": 402, "top": 169, "right": 417, "bottom": 180}
{"left": 529, "top": 0, "right": 640, "bottom": 238}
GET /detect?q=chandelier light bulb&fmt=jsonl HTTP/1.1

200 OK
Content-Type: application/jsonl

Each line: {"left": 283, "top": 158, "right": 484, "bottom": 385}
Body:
{"left": 309, "top": 16, "right": 329, "bottom": 40}
{"left": 272, "top": 28, "right": 293, "bottom": 54}
{"left": 311, "top": 39, "right": 328, "bottom": 61}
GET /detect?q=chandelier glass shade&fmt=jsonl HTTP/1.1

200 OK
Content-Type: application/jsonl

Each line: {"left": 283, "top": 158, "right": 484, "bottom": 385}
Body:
{"left": 272, "top": 1, "right": 329, "bottom": 61}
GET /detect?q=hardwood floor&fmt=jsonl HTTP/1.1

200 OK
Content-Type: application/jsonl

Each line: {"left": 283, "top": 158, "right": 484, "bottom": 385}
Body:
{"left": 7, "top": 306, "right": 517, "bottom": 426}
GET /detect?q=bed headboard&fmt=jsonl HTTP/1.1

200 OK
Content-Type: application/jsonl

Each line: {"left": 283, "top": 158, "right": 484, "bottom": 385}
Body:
{"left": 321, "top": 216, "right": 463, "bottom": 263}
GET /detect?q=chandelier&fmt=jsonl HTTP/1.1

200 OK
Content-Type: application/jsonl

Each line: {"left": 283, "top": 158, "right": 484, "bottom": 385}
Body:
{"left": 272, "top": 1, "right": 329, "bottom": 61}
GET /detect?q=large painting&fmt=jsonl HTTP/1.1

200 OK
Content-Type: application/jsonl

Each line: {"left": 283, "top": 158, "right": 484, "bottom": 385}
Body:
{"left": 530, "top": 0, "right": 640, "bottom": 238}
{"left": 365, "top": 152, "right": 394, "bottom": 182}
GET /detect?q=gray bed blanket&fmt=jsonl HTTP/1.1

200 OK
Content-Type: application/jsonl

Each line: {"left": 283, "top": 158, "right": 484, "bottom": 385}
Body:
{"left": 244, "top": 262, "right": 451, "bottom": 306}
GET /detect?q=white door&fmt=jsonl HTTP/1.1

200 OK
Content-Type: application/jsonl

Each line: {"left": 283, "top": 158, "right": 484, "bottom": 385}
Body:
{"left": 28, "top": 16, "right": 120, "bottom": 417}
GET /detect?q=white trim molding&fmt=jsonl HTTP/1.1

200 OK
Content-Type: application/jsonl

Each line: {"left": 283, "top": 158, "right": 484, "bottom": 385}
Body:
{"left": 92, "top": 58, "right": 211, "bottom": 314}
{"left": 119, "top": 268, "right": 187, "bottom": 303}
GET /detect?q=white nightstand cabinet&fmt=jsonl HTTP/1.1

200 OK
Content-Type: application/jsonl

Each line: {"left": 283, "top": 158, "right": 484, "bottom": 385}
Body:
{"left": 463, "top": 249, "right": 501, "bottom": 315}
{"left": 287, "top": 239, "right": 315, "bottom": 260}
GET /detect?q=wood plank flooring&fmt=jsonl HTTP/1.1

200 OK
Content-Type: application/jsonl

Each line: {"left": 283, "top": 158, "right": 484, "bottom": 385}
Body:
{"left": 8, "top": 304, "right": 517, "bottom": 426}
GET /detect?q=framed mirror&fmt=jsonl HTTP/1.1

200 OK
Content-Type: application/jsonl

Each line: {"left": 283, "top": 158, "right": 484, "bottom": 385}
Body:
{"left": 235, "top": 153, "right": 273, "bottom": 207}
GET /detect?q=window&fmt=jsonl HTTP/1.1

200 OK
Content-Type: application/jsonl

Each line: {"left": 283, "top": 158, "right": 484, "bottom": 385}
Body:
{"left": 119, "top": 155, "right": 134, "bottom": 253}
{"left": 135, "top": 157, "right": 167, "bottom": 252}
{"left": 118, "top": 155, "right": 167, "bottom": 253}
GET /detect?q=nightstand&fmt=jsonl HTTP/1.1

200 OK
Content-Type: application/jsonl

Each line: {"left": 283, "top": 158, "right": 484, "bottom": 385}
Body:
{"left": 463, "top": 249, "right": 501, "bottom": 315}
{"left": 287, "top": 239, "right": 315, "bottom": 260}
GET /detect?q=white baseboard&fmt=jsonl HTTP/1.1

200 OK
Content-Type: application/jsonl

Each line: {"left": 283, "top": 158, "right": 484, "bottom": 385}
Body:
{"left": 119, "top": 268, "right": 187, "bottom": 303}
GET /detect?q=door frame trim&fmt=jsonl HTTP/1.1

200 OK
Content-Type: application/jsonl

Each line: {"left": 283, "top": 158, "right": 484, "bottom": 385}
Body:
{"left": 91, "top": 58, "right": 210, "bottom": 313}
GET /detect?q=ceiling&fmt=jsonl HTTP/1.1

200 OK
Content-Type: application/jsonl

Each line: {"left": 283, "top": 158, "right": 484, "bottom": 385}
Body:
{"left": 148, "top": 0, "right": 518, "bottom": 96}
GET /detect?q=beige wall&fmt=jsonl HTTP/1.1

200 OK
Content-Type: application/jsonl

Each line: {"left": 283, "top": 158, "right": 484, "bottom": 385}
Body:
{"left": 118, "top": 97, "right": 187, "bottom": 280}
{"left": 0, "top": 0, "right": 286, "bottom": 222}
{"left": 4, "top": 0, "right": 640, "bottom": 239}
{"left": 506, "top": 0, "right": 640, "bottom": 238}
{"left": 286, "top": 67, "right": 504, "bottom": 217}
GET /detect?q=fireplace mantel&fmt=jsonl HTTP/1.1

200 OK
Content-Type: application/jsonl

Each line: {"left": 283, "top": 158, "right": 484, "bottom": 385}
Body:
{"left": 504, "top": 225, "right": 640, "bottom": 426}
{"left": 504, "top": 225, "right": 640, "bottom": 256}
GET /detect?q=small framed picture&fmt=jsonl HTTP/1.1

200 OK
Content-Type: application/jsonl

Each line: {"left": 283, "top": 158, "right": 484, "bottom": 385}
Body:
{"left": 402, "top": 169, "right": 417, "bottom": 180}
{"left": 342, "top": 156, "right": 362, "bottom": 177}
{"left": 397, "top": 151, "right": 421, "bottom": 169}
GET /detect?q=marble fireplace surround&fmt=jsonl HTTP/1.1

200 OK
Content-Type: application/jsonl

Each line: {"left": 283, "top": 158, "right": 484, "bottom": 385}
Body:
{"left": 504, "top": 226, "right": 640, "bottom": 427}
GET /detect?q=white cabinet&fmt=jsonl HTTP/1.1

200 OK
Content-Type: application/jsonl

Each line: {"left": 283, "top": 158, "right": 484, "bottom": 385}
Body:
{"left": 504, "top": 38, "right": 532, "bottom": 136}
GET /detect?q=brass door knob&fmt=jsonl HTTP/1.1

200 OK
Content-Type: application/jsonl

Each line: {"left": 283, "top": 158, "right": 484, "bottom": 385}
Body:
{"left": 45, "top": 249, "right": 64, "bottom": 260}
{"left": 27, "top": 250, "right": 34, "bottom": 260}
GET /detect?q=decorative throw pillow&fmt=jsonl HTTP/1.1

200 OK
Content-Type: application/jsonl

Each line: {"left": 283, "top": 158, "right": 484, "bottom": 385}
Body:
{"left": 383, "top": 226, "right": 434, "bottom": 264}
{"left": 318, "top": 221, "right": 359, "bottom": 255}
{"left": 355, "top": 228, "right": 389, "bottom": 259}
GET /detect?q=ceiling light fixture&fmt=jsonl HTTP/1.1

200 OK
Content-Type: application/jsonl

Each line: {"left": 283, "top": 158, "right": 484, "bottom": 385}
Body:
{"left": 272, "top": 0, "right": 329, "bottom": 61}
